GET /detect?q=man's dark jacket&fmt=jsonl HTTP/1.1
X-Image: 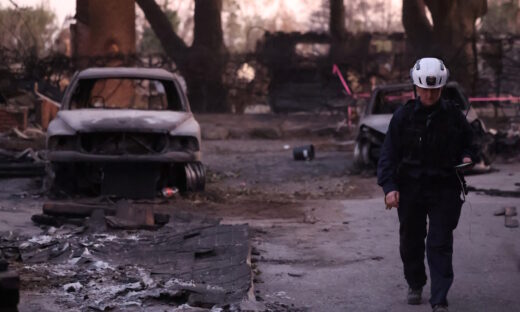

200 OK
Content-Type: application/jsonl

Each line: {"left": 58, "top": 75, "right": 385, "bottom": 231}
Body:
{"left": 377, "top": 98, "right": 476, "bottom": 195}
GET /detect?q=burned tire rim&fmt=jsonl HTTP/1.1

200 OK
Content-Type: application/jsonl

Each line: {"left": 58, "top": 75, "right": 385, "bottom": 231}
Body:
{"left": 185, "top": 164, "right": 197, "bottom": 192}
{"left": 184, "top": 162, "right": 206, "bottom": 192}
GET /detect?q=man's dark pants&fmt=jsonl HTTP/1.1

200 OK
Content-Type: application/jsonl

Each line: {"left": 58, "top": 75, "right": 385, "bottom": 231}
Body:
{"left": 397, "top": 175, "right": 463, "bottom": 307}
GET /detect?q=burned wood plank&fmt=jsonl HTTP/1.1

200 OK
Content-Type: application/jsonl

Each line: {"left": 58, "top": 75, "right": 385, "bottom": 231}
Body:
{"left": 31, "top": 214, "right": 85, "bottom": 227}
{"left": 42, "top": 202, "right": 116, "bottom": 218}
{"left": 99, "top": 224, "right": 252, "bottom": 305}
{"left": 105, "top": 216, "right": 161, "bottom": 230}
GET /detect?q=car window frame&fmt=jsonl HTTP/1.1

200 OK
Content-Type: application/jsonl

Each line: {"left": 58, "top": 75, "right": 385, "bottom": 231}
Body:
{"left": 62, "top": 75, "right": 188, "bottom": 112}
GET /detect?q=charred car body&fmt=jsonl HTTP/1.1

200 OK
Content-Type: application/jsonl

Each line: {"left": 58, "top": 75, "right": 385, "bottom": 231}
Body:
{"left": 46, "top": 68, "right": 205, "bottom": 197}
{"left": 354, "top": 82, "right": 495, "bottom": 171}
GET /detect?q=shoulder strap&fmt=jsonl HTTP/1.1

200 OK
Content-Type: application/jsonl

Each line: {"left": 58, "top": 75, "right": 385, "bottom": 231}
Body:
{"left": 403, "top": 100, "right": 415, "bottom": 123}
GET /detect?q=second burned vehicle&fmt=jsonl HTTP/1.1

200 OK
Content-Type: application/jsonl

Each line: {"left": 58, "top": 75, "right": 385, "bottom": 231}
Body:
{"left": 46, "top": 68, "right": 205, "bottom": 198}
{"left": 354, "top": 82, "right": 496, "bottom": 171}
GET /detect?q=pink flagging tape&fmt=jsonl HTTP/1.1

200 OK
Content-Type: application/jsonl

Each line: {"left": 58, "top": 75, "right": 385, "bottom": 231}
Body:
{"left": 333, "top": 64, "right": 520, "bottom": 103}
{"left": 332, "top": 64, "right": 353, "bottom": 96}
{"left": 469, "top": 96, "right": 520, "bottom": 103}
{"left": 355, "top": 93, "right": 371, "bottom": 98}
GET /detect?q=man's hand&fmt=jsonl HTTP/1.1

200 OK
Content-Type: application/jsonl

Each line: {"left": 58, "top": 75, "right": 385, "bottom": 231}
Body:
{"left": 385, "top": 191, "right": 399, "bottom": 209}
{"left": 462, "top": 157, "right": 472, "bottom": 164}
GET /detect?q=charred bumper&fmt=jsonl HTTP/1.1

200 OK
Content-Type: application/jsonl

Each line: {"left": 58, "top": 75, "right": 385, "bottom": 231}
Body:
{"left": 48, "top": 150, "right": 201, "bottom": 163}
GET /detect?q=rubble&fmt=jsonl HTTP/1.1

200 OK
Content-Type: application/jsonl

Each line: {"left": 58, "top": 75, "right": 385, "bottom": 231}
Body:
{"left": 0, "top": 106, "right": 28, "bottom": 132}
{"left": 2, "top": 210, "right": 253, "bottom": 311}
{"left": 493, "top": 206, "right": 519, "bottom": 228}
{"left": 34, "top": 85, "right": 60, "bottom": 130}
{"left": 0, "top": 148, "right": 46, "bottom": 178}
{"left": 63, "top": 281, "right": 83, "bottom": 293}
{"left": 495, "top": 122, "right": 520, "bottom": 157}
{"left": 36, "top": 200, "right": 171, "bottom": 231}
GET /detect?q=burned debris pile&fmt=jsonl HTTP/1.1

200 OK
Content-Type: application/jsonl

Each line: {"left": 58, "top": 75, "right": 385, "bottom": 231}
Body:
{"left": 494, "top": 123, "right": 520, "bottom": 158}
{"left": 1, "top": 206, "right": 253, "bottom": 311}
{"left": 0, "top": 148, "right": 46, "bottom": 179}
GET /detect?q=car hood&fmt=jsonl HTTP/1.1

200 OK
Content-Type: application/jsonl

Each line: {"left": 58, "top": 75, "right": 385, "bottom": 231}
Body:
{"left": 55, "top": 109, "right": 193, "bottom": 133}
{"left": 359, "top": 114, "right": 393, "bottom": 134}
{"left": 359, "top": 111, "right": 485, "bottom": 135}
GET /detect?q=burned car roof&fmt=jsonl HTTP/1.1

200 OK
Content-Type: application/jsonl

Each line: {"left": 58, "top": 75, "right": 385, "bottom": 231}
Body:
{"left": 77, "top": 67, "right": 179, "bottom": 81}
{"left": 62, "top": 67, "right": 189, "bottom": 111}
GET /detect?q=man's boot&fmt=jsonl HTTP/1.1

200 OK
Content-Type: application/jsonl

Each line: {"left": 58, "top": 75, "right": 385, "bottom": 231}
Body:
{"left": 432, "top": 304, "right": 449, "bottom": 312}
{"left": 407, "top": 287, "right": 422, "bottom": 305}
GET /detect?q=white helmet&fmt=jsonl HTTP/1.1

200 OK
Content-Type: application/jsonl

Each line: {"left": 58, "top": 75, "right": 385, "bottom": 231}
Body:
{"left": 410, "top": 57, "right": 449, "bottom": 89}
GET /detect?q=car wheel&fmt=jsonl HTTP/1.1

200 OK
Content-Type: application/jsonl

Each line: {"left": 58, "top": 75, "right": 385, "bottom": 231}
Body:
{"left": 480, "top": 133, "right": 496, "bottom": 166}
{"left": 353, "top": 141, "right": 363, "bottom": 167}
{"left": 354, "top": 140, "right": 373, "bottom": 168}
{"left": 174, "top": 162, "right": 206, "bottom": 193}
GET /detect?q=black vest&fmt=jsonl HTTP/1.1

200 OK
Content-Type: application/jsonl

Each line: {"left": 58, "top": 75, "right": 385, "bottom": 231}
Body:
{"left": 399, "top": 99, "right": 464, "bottom": 177}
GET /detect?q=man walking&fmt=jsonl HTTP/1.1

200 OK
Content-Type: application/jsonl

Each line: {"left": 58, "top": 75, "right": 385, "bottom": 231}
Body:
{"left": 377, "top": 58, "right": 476, "bottom": 312}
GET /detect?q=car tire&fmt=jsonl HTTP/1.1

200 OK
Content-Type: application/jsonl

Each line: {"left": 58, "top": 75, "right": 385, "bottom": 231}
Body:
{"left": 353, "top": 140, "right": 373, "bottom": 168}
{"left": 480, "top": 133, "right": 496, "bottom": 166}
{"left": 175, "top": 162, "right": 206, "bottom": 193}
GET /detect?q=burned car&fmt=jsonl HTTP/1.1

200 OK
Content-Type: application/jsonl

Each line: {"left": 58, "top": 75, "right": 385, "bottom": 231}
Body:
{"left": 46, "top": 67, "right": 205, "bottom": 197}
{"left": 354, "top": 82, "right": 495, "bottom": 171}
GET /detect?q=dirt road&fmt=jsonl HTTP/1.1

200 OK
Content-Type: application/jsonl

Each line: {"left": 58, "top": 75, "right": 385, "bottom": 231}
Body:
{"left": 197, "top": 140, "right": 520, "bottom": 312}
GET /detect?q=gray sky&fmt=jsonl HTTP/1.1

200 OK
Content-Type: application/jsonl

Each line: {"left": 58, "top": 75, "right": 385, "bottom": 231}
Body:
{"left": 7, "top": 0, "right": 75, "bottom": 26}
{"left": 11, "top": 0, "right": 402, "bottom": 30}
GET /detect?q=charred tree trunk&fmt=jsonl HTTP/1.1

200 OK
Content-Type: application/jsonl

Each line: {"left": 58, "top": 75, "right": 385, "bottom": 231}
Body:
{"left": 402, "top": 0, "right": 487, "bottom": 93}
{"left": 402, "top": 0, "right": 433, "bottom": 57}
{"left": 425, "top": 0, "right": 487, "bottom": 93}
{"left": 329, "top": 0, "right": 345, "bottom": 41}
{"left": 187, "top": 0, "right": 228, "bottom": 112}
{"left": 136, "top": 0, "right": 228, "bottom": 112}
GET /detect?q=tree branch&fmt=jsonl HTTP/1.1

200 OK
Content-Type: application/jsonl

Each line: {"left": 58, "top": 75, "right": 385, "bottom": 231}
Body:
{"left": 135, "top": 0, "right": 188, "bottom": 63}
